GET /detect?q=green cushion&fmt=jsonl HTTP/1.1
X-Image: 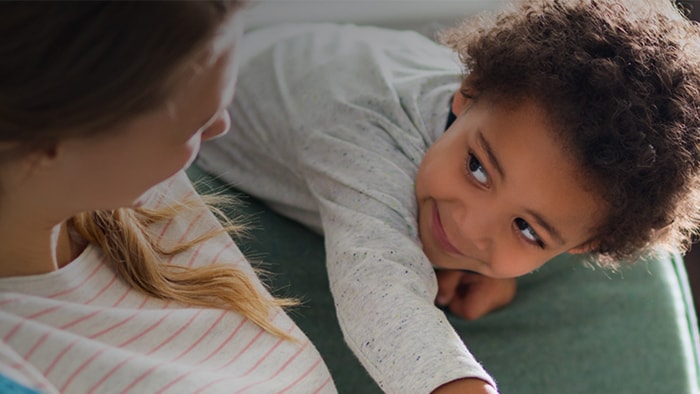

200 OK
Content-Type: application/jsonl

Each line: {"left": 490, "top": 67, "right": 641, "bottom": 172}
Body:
{"left": 188, "top": 164, "right": 700, "bottom": 394}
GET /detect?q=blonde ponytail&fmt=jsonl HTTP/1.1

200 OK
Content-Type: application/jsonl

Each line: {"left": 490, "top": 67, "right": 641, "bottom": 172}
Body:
{"left": 71, "top": 194, "right": 297, "bottom": 340}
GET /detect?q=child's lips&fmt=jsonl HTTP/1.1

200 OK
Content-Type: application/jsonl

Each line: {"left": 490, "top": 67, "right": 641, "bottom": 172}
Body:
{"left": 432, "top": 204, "right": 464, "bottom": 256}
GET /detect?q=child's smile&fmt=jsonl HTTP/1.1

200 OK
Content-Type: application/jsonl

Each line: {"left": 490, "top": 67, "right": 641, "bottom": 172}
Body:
{"left": 431, "top": 203, "right": 464, "bottom": 256}
{"left": 416, "top": 94, "right": 607, "bottom": 278}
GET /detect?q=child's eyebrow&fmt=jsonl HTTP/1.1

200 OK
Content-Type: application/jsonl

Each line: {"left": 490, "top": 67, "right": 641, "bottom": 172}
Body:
{"left": 525, "top": 208, "right": 566, "bottom": 246}
{"left": 477, "top": 131, "right": 505, "bottom": 181}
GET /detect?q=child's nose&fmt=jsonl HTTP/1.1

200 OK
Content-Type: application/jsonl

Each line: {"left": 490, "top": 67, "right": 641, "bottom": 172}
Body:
{"left": 456, "top": 205, "right": 494, "bottom": 253}
{"left": 201, "top": 110, "right": 231, "bottom": 141}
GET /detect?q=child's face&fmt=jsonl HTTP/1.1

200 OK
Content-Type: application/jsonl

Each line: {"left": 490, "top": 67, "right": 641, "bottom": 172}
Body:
{"left": 415, "top": 95, "right": 606, "bottom": 278}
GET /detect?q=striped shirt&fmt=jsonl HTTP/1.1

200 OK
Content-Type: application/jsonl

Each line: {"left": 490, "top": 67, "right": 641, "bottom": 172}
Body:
{"left": 0, "top": 172, "right": 335, "bottom": 394}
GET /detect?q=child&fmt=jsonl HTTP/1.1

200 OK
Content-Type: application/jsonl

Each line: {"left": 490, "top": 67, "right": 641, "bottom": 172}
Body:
{"left": 0, "top": 2, "right": 336, "bottom": 393}
{"left": 198, "top": 0, "right": 700, "bottom": 393}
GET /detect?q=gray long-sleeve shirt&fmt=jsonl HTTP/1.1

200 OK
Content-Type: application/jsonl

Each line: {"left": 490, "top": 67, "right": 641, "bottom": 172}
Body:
{"left": 198, "top": 23, "right": 496, "bottom": 393}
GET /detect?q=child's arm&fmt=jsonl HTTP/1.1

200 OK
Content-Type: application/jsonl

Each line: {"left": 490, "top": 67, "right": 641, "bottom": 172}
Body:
{"left": 199, "top": 23, "right": 499, "bottom": 393}
{"left": 435, "top": 270, "right": 517, "bottom": 320}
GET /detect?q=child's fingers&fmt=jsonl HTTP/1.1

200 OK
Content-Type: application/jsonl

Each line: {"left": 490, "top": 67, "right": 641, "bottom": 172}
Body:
{"left": 435, "top": 269, "right": 463, "bottom": 307}
{"left": 449, "top": 277, "right": 517, "bottom": 320}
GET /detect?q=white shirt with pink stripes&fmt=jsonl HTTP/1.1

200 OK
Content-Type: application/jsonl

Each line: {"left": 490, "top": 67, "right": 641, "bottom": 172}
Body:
{"left": 0, "top": 171, "right": 336, "bottom": 394}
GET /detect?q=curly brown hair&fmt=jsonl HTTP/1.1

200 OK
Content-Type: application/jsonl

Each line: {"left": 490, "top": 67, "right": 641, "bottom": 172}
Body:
{"left": 440, "top": 0, "right": 700, "bottom": 265}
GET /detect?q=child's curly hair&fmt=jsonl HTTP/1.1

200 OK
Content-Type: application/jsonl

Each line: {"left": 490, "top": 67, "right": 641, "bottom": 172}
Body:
{"left": 440, "top": 0, "right": 700, "bottom": 266}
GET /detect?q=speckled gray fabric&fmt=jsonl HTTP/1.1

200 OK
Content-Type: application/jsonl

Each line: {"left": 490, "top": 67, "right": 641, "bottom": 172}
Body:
{"left": 198, "top": 24, "right": 495, "bottom": 393}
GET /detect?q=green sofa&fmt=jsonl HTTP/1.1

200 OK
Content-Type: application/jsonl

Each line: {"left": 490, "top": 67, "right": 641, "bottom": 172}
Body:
{"left": 188, "top": 163, "right": 699, "bottom": 394}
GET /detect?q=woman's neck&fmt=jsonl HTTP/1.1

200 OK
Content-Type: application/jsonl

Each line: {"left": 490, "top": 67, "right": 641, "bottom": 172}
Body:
{"left": 0, "top": 157, "right": 86, "bottom": 278}
{"left": 0, "top": 219, "right": 79, "bottom": 278}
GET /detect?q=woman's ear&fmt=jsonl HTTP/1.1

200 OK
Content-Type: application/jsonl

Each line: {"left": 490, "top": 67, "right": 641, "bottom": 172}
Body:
{"left": 13, "top": 143, "right": 63, "bottom": 179}
{"left": 27, "top": 144, "right": 60, "bottom": 171}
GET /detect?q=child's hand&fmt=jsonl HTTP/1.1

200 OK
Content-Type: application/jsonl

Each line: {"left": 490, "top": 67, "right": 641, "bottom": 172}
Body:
{"left": 435, "top": 270, "right": 516, "bottom": 320}
{"left": 432, "top": 378, "right": 499, "bottom": 394}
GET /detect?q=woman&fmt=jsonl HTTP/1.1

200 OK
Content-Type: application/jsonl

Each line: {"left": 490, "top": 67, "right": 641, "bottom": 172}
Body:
{"left": 0, "top": 2, "right": 335, "bottom": 393}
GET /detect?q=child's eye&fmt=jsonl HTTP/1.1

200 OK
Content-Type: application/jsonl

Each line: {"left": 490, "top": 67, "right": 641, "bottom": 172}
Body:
{"left": 466, "top": 153, "right": 489, "bottom": 185}
{"left": 515, "top": 218, "right": 544, "bottom": 248}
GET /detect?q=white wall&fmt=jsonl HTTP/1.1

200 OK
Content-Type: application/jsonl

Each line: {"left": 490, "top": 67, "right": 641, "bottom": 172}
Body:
{"left": 242, "top": 0, "right": 509, "bottom": 30}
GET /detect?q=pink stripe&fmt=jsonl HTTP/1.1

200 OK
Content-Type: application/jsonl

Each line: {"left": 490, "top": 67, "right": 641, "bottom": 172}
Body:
{"left": 116, "top": 360, "right": 164, "bottom": 392}
{"left": 115, "top": 361, "right": 161, "bottom": 392}
{"left": 111, "top": 286, "right": 133, "bottom": 307}
{"left": 153, "top": 369, "right": 189, "bottom": 394}
{"left": 170, "top": 310, "right": 227, "bottom": 362}
{"left": 189, "top": 328, "right": 267, "bottom": 394}
{"left": 26, "top": 305, "right": 62, "bottom": 320}
{"left": 234, "top": 336, "right": 309, "bottom": 393}
{"left": 278, "top": 358, "right": 325, "bottom": 394}
{"left": 59, "top": 347, "right": 107, "bottom": 392}
{"left": 205, "top": 242, "right": 230, "bottom": 267}
{"left": 86, "top": 354, "right": 135, "bottom": 394}
{"left": 154, "top": 317, "right": 250, "bottom": 394}
{"left": 184, "top": 243, "right": 204, "bottom": 268}
{"left": 7, "top": 360, "right": 49, "bottom": 391}
{"left": 85, "top": 274, "right": 118, "bottom": 304}
{"left": 48, "top": 256, "right": 106, "bottom": 298}
{"left": 0, "top": 297, "right": 20, "bottom": 307}
{"left": 86, "top": 310, "right": 175, "bottom": 392}
{"left": 137, "top": 295, "right": 154, "bottom": 310}
{"left": 218, "top": 327, "right": 268, "bottom": 371}
{"left": 262, "top": 340, "right": 308, "bottom": 378}
{"left": 151, "top": 189, "right": 169, "bottom": 210}
{"left": 43, "top": 338, "right": 78, "bottom": 376}
{"left": 177, "top": 211, "right": 206, "bottom": 244}
{"left": 155, "top": 188, "right": 196, "bottom": 242}
{"left": 180, "top": 189, "right": 195, "bottom": 200}
{"left": 117, "top": 310, "right": 204, "bottom": 394}
{"left": 60, "top": 309, "right": 102, "bottom": 330}
{"left": 145, "top": 309, "right": 204, "bottom": 355}
{"left": 151, "top": 177, "right": 182, "bottom": 210}
{"left": 88, "top": 311, "right": 139, "bottom": 339}
{"left": 190, "top": 312, "right": 286, "bottom": 394}
{"left": 116, "top": 311, "right": 174, "bottom": 346}
{"left": 198, "top": 240, "right": 245, "bottom": 272}
{"left": 156, "top": 218, "right": 176, "bottom": 243}
{"left": 163, "top": 211, "right": 206, "bottom": 268}
{"left": 313, "top": 376, "right": 334, "bottom": 394}
{"left": 4, "top": 321, "right": 27, "bottom": 343}
{"left": 241, "top": 335, "right": 288, "bottom": 377}
{"left": 196, "top": 316, "right": 249, "bottom": 366}
{"left": 4, "top": 304, "right": 61, "bottom": 341}
{"left": 215, "top": 312, "right": 282, "bottom": 371}
{"left": 240, "top": 340, "right": 283, "bottom": 377}
{"left": 22, "top": 332, "right": 49, "bottom": 361}
{"left": 181, "top": 231, "right": 240, "bottom": 269}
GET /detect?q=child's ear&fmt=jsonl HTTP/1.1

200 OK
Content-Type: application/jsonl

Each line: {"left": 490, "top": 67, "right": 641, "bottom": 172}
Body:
{"left": 451, "top": 89, "right": 470, "bottom": 117}
{"left": 451, "top": 74, "right": 478, "bottom": 116}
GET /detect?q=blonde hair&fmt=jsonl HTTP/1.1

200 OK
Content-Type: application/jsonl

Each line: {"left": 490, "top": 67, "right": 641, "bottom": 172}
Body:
{"left": 70, "top": 193, "right": 297, "bottom": 340}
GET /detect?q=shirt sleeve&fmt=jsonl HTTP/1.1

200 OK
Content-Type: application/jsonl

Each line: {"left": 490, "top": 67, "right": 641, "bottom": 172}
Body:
{"left": 199, "top": 23, "right": 496, "bottom": 393}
